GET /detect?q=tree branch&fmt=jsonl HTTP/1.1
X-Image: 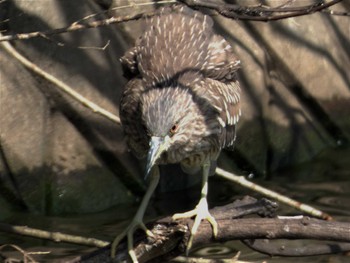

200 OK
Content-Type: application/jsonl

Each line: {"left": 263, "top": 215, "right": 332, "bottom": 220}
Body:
{"left": 179, "top": 0, "right": 344, "bottom": 21}
{"left": 75, "top": 198, "right": 350, "bottom": 263}
{"left": 0, "top": 244, "right": 39, "bottom": 263}
{"left": 215, "top": 167, "right": 333, "bottom": 220}
{"left": 1, "top": 197, "right": 349, "bottom": 262}
{"left": 112, "top": 214, "right": 350, "bottom": 262}
{"left": 0, "top": 0, "right": 345, "bottom": 43}
{"left": 0, "top": 9, "right": 156, "bottom": 42}
{"left": 0, "top": 35, "right": 121, "bottom": 124}
{"left": 0, "top": 222, "right": 109, "bottom": 248}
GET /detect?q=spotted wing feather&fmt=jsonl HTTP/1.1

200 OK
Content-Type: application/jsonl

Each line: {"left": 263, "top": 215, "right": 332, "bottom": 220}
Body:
{"left": 199, "top": 32, "right": 241, "bottom": 150}
{"left": 204, "top": 78, "right": 241, "bottom": 149}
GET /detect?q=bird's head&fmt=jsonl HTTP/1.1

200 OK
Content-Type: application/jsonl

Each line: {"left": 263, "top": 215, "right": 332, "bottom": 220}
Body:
{"left": 140, "top": 86, "right": 206, "bottom": 178}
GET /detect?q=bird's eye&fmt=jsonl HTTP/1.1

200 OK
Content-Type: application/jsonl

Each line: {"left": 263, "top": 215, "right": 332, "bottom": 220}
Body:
{"left": 169, "top": 123, "right": 179, "bottom": 135}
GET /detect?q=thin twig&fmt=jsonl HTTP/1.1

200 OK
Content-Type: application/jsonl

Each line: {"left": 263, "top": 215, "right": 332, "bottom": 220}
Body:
{"left": 215, "top": 167, "right": 333, "bottom": 220}
{"left": 322, "top": 9, "right": 350, "bottom": 16}
{"left": 174, "top": 252, "right": 257, "bottom": 263}
{"left": 0, "top": 222, "right": 109, "bottom": 248}
{"left": 0, "top": 244, "right": 39, "bottom": 263}
{"left": 0, "top": 36, "right": 121, "bottom": 124}
{"left": 0, "top": 6, "right": 158, "bottom": 42}
{"left": 73, "top": 0, "right": 176, "bottom": 25}
{"left": 179, "top": 0, "right": 344, "bottom": 21}
{"left": 0, "top": 0, "right": 344, "bottom": 42}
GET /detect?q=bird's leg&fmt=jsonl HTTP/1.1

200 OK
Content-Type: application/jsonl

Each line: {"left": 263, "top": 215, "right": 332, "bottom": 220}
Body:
{"left": 111, "top": 166, "right": 160, "bottom": 262}
{"left": 172, "top": 161, "right": 218, "bottom": 255}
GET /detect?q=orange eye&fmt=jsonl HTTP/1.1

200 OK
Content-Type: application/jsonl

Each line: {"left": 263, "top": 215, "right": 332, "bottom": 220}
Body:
{"left": 169, "top": 123, "right": 179, "bottom": 135}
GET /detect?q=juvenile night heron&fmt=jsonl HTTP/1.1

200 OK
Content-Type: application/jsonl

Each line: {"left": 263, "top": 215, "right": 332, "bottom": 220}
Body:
{"left": 112, "top": 5, "right": 241, "bottom": 262}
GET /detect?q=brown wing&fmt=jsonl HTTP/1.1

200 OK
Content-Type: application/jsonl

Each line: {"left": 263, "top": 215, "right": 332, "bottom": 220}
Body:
{"left": 202, "top": 34, "right": 241, "bottom": 81}
{"left": 201, "top": 34, "right": 241, "bottom": 150}
{"left": 204, "top": 78, "right": 241, "bottom": 149}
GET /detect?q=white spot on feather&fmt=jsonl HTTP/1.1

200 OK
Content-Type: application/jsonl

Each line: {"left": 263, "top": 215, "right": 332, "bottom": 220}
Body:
{"left": 217, "top": 116, "right": 226, "bottom": 127}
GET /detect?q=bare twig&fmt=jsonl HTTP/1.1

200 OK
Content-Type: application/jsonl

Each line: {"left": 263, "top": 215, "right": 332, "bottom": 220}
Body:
{"left": 0, "top": 0, "right": 345, "bottom": 42}
{"left": 0, "top": 244, "right": 39, "bottom": 263}
{"left": 179, "top": 0, "right": 344, "bottom": 21}
{"left": 170, "top": 252, "right": 258, "bottom": 263}
{"left": 73, "top": 0, "right": 176, "bottom": 25}
{"left": 0, "top": 6, "right": 158, "bottom": 42}
{"left": 0, "top": 222, "right": 109, "bottom": 248}
{"left": 322, "top": 9, "right": 350, "bottom": 16}
{"left": 215, "top": 167, "right": 333, "bottom": 220}
{"left": 0, "top": 37, "right": 121, "bottom": 124}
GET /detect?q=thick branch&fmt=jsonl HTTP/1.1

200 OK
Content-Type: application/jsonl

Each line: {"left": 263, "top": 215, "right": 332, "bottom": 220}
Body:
{"left": 115, "top": 216, "right": 350, "bottom": 262}
{"left": 81, "top": 199, "right": 349, "bottom": 263}
{"left": 213, "top": 217, "right": 350, "bottom": 243}
{"left": 1, "top": 198, "right": 349, "bottom": 262}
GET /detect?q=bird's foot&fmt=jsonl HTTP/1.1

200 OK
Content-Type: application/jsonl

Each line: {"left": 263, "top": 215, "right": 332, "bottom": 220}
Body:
{"left": 111, "top": 216, "right": 154, "bottom": 263}
{"left": 172, "top": 197, "right": 218, "bottom": 255}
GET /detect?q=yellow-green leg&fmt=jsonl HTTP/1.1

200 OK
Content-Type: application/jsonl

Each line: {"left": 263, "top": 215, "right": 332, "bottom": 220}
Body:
{"left": 111, "top": 166, "right": 160, "bottom": 263}
{"left": 172, "top": 161, "right": 218, "bottom": 255}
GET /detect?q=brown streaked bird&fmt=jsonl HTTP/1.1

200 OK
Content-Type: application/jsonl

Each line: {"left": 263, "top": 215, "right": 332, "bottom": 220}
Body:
{"left": 112, "top": 5, "right": 241, "bottom": 262}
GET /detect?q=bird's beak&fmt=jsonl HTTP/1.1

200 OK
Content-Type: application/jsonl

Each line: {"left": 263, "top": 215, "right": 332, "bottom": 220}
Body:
{"left": 145, "top": 136, "right": 170, "bottom": 179}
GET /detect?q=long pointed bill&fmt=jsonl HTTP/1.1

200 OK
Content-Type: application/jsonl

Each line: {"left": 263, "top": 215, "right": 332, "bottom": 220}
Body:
{"left": 145, "top": 136, "right": 170, "bottom": 179}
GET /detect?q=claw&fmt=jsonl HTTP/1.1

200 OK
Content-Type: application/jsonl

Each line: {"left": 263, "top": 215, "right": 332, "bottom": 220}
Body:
{"left": 173, "top": 196, "right": 218, "bottom": 255}
{"left": 111, "top": 220, "right": 154, "bottom": 262}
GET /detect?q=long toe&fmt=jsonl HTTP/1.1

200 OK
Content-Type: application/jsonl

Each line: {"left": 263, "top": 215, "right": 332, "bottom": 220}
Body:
{"left": 172, "top": 197, "right": 218, "bottom": 255}
{"left": 111, "top": 219, "right": 153, "bottom": 263}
